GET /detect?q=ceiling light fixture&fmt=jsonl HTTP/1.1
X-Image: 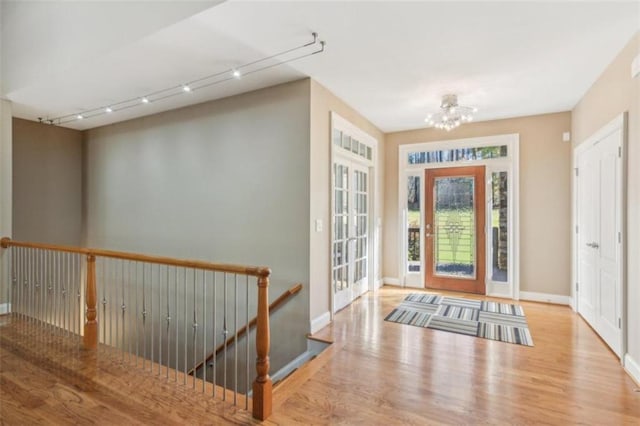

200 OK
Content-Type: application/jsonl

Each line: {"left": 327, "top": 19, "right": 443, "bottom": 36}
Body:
{"left": 425, "top": 94, "right": 477, "bottom": 131}
{"left": 44, "top": 32, "right": 325, "bottom": 126}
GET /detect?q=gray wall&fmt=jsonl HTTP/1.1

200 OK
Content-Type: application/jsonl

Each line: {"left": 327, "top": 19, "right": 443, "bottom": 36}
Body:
{"left": 12, "top": 117, "right": 83, "bottom": 245}
{"left": 83, "top": 79, "right": 311, "bottom": 375}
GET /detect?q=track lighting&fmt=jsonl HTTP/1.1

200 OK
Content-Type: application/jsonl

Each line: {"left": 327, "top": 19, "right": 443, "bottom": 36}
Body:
{"left": 44, "top": 32, "right": 325, "bottom": 126}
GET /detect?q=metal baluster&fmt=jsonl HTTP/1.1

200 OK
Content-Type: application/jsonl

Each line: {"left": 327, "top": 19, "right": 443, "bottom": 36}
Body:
{"left": 192, "top": 269, "right": 197, "bottom": 389}
{"left": 63, "top": 252, "right": 68, "bottom": 336}
{"left": 76, "top": 253, "right": 81, "bottom": 337}
{"left": 10, "top": 246, "right": 16, "bottom": 320}
{"left": 245, "top": 275, "right": 250, "bottom": 410}
{"left": 157, "top": 264, "right": 162, "bottom": 376}
{"left": 100, "top": 257, "right": 107, "bottom": 349}
{"left": 143, "top": 263, "right": 148, "bottom": 370}
{"left": 165, "top": 265, "right": 170, "bottom": 380}
{"left": 150, "top": 263, "right": 154, "bottom": 373}
{"left": 129, "top": 262, "right": 138, "bottom": 367}
{"left": 128, "top": 260, "right": 133, "bottom": 364}
{"left": 212, "top": 271, "right": 217, "bottom": 398}
{"left": 47, "top": 251, "right": 52, "bottom": 333}
{"left": 175, "top": 267, "right": 178, "bottom": 383}
{"left": 234, "top": 273, "right": 238, "bottom": 405}
{"left": 121, "top": 260, "right": 126, "bottom": 362}
{"left": 183, "top": 268, "right": 187, "bottom": 385}
{"left": 223, "top": 272, "right": 228, "bottom": 400}
{"left": 202, "top": 270, "right": 207, "bottom": 393}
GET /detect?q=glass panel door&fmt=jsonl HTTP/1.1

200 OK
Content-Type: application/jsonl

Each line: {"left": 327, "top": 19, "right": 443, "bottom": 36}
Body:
{"left": 425, "top": 166, "right": 486, "bottom": 294}
{"left": 332, "top": 159, "right": 369, "bottom": 312}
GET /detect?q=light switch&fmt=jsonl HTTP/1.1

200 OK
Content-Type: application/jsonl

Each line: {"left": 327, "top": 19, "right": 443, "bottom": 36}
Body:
{"left": 315, "top": 219, "right": 323, "bottom": 232}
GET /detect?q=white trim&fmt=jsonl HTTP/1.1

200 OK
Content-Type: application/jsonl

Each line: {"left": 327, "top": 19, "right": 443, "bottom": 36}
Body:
{"left": 375, "top": 278, "right": 383, "bottom": 289}
{"left": 382, "top": 277, "right": 401, "bottom": 286}
{"left": 397, "top": 133, "right": 520, "bottom": 299}
{"left": 0, "top": 302, "right": 11, "bottom": 315}
{"left": 310, "top": 311, "right": 331, "bottom": 334}
{"left": 519, "top": 291, "right": 572, "bottom": 306}
{"left": 624, "top": 354, "right": 640, "bottom": 386}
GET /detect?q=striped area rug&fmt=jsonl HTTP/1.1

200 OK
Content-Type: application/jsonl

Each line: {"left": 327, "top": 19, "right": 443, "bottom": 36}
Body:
{"left": 385, "top": 293, "right": 533, "bottom": 346}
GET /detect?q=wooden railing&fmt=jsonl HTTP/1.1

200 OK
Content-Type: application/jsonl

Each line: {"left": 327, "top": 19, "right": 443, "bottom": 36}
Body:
{"left": 0, "top": 237, "right": 274, "bottom": 420}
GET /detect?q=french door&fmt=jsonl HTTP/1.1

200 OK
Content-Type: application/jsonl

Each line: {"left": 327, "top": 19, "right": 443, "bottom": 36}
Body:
{"left": 576, "top": 126, "right": 623, "bottom": 357}
{"left": 332, "top": 158, "right": 369, "bottom": 312}
{"left": 424, "top": 166, "right": 486, "bottom": 294}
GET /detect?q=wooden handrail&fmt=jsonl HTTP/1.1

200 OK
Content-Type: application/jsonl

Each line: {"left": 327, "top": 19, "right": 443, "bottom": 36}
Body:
{"left": 0, "top": 237, "right": 270, "bottom": 277}
{"left": 188, "top": 283, "right": 302, "bottom": 375}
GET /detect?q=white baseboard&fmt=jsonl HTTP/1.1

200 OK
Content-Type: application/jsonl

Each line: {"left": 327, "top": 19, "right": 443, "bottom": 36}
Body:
{"left": 383, "top": 277, "right": 400, "bottom": 286}
{"left": 0, "top": 303, "right": 10, "bottom": 315}
{"left": 519, "top": 291, "right": 571, "bottom": 306}
{"left": 624, "top": 353, "right": 640, "bottom": 386}
{"left": 375, "top": 278, "right": 383, "bottom": 289}
{"left": 310, "top": 311, "right": 331, "bottom": 334}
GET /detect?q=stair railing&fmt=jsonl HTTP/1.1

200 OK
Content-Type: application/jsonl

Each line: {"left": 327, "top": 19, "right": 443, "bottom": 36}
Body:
{"left": 0, "top": 237, "right": 274, "bottom": 420}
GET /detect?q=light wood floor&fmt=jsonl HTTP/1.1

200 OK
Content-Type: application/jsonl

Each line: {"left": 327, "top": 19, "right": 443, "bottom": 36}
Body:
{"left": 2, "top": 287, "right": 639, "bottom": 425}
{"left": 270, "top": 287, "right": 640, "bottom": 425}
{"left": 0, "top": 316, "right": 261, "bottom": 425}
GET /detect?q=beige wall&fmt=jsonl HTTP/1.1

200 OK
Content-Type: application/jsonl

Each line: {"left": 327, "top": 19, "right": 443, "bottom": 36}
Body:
{"left": 385, "top": 112, "right": 572, "bottom": 296}
{"left": 571, "top": 32, "right": 640, "bottom": 368}
{"left": 12, "top": 117, "right": 83, "bottom": 246}
{"left": 309, "top": 80, "right": 385, "bottom": 321}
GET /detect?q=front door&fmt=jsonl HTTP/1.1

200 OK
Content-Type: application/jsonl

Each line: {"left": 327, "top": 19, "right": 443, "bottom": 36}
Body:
{"left": 332, "top": 159, "right": 370, "bottom": 312}
{"left": 424, "top": 166, "right": 486, "bottom": 294}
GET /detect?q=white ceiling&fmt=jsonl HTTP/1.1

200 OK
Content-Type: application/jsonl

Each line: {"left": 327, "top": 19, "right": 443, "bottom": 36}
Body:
{"left": 2, "top": 1, "right": 639, "bottom": 132}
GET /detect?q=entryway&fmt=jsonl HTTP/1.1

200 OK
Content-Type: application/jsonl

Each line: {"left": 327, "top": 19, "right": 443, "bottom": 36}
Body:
{"left": 424, "top": 166, "right": 486, "bottom": 294}
{"left": 574, "top": 114, "right": 626, "bottom": 357}
{"left": 399, "top": 134, "right": 519, "bottom": 299}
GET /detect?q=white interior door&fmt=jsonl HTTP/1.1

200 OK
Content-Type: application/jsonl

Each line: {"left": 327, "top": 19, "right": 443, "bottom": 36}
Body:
{"left": 332, "top": 158, "right": 369, "bottom": 313}
{"left": 576, "top": 128, "right": 623, "bottom": 357}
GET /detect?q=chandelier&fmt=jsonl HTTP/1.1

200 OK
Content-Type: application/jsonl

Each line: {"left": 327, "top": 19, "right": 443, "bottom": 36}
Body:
{"left": 425, "top": 94, "right": 477, "bottom": 131}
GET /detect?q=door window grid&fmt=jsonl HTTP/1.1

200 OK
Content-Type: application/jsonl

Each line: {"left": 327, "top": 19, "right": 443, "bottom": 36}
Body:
{"left": 332, "top": 163, "right": 349, "bottom": 293}
{"left": 354, "top": 170, "right": 368, "bottom": 283}
{"left": 333, "top": 129, "right": 373, "bottom": 161}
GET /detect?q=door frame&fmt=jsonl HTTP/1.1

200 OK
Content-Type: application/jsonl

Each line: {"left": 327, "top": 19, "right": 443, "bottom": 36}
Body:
{"left": 424, "top": 165, "right": 486, "bottom": 294}
{"left": 397, "top": 134, "right": 520, "bottom": 299}
{"left": 571, "top": 112, "right": 627, "bottom": 361}
{"left": 330, "top": 112, "right": 379, "bottom": 316}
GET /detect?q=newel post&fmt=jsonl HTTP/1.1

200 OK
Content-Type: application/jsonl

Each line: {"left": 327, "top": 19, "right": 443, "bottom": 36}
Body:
{"left": 84, "top": 254, "right": 98, "bottom": 350}
{"left": 252, "top": 273, "right": 272, "bottom": 420}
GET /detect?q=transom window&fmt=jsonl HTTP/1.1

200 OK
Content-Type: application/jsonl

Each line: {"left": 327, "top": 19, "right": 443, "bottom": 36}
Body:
{"left": 333, "top": 129, "right": 373, "bottom": 161}
{"left": 408, "top": 145, "right": 507, "bottom": 165}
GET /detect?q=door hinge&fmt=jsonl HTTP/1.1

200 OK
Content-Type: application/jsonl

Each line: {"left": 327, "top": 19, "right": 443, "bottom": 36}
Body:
{"left": 618, "top": 146, "right": 622, "bottom": 158}
{"left": 576, "top": 282, "right": 579, "bottom": 291}
{"left": 619, "top": 318, "right": 622, "bottom": 328}
{"left": 576, "top": 225, "right": 579, "bottom": 234}
{"left": 618, "top": 232, "right": 622, "bottom": 243}
{"left": 574, "top": 168, "right": 579, "bottom": 177}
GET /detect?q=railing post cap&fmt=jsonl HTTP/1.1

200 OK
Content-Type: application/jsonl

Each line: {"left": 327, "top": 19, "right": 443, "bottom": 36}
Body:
{"left": 0, "top": 237, "right": 11, "bottom": 248}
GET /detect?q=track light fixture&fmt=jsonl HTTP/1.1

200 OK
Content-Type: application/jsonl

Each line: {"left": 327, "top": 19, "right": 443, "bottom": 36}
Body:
{"left": 44, "top": 33, "right": 326, "bottom": 126}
